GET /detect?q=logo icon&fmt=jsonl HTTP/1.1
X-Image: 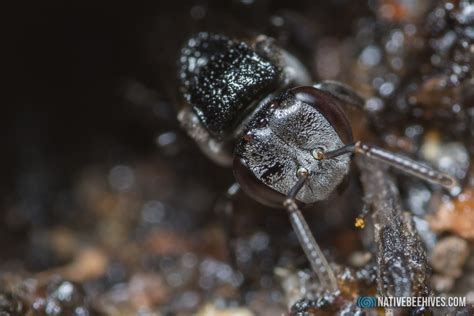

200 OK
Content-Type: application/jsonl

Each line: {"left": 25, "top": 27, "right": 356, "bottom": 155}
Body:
{"left": 357, "top": 296, "right": 377, "bottom": 308}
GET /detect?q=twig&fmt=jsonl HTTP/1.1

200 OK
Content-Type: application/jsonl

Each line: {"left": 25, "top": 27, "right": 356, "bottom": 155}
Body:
{"left": 357, "top": 157, "right": 431, "bottom": 314}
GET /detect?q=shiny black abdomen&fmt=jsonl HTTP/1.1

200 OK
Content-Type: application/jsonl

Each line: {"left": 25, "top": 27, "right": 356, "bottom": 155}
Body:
{"left": 179, "top": 33, "right": 280, "bottom": 139}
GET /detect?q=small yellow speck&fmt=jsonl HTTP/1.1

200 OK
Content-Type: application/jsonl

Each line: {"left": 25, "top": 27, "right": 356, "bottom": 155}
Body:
{"left": 355, "top": 217, "right": 365, "bottom": 229}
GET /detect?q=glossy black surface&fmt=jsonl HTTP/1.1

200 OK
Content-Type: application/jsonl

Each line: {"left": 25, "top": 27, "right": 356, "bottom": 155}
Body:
{"left": 179, "top": 33, "right": 281, "bottom": 139}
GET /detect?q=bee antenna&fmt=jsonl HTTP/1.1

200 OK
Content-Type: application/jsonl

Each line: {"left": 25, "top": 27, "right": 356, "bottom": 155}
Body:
{"left": 284, "top": 167, "right": 339, "bottom": 293}
{"left": 313, "top": 141, "right": 457, "bottom": 189}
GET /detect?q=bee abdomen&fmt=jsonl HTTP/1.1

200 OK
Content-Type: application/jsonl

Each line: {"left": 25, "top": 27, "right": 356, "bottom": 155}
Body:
{"left": 179, "top": 32, "right": 280, "bottom": 139}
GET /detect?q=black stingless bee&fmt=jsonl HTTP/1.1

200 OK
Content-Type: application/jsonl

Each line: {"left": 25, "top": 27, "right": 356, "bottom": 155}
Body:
{"left": 177, "top": 32, "right": 456, "bottom": 292}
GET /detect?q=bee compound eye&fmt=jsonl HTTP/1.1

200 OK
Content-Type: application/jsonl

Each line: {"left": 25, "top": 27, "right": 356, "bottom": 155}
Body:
{"left": 233, "top": 157, "right": 288, "bottom": 208}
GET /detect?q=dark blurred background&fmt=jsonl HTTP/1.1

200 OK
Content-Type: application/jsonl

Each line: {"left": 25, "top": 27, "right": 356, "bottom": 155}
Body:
{"left": 3, "top": 0, "right": 369, "bottom": 255}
